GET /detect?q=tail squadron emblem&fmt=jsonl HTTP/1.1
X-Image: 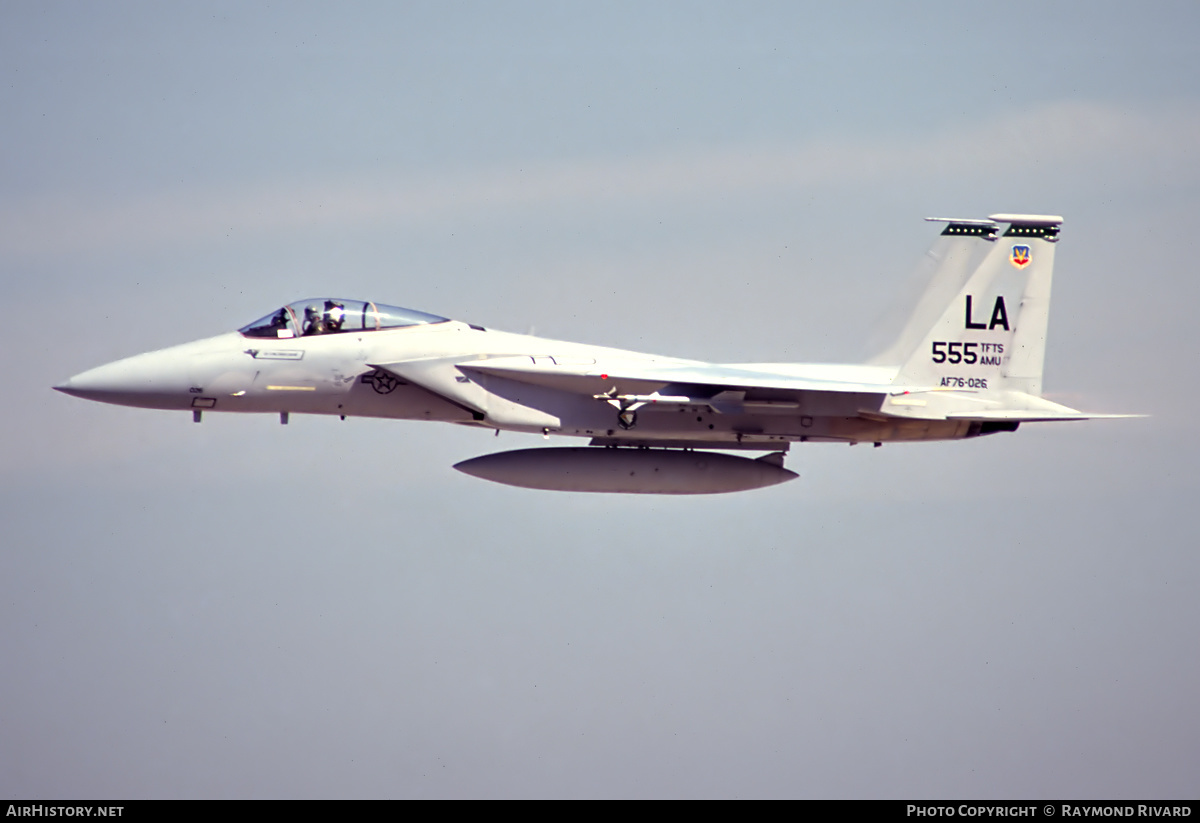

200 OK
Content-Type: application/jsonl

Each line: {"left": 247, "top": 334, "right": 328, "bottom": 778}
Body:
{"left": 1010, "top": 245, "right": 1031, "bottom": 269}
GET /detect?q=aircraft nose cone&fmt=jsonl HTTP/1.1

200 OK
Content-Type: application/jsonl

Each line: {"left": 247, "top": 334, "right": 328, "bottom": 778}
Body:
{"left": 54, "top": 366, "right": 110, "bottom": 400}
{"left": 53, "top": 350, "right": 195, "bottom": 410}
{"left": 54, "top": 364, "right": 138, "bottom": 400}
{"left": 53, "top": 378, "right": 87, "bottom": 398}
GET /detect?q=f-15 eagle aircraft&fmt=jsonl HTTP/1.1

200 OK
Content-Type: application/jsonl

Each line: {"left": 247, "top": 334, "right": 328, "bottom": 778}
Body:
{"left": 55, "top": 213, "right": 1121, "bottom": 494}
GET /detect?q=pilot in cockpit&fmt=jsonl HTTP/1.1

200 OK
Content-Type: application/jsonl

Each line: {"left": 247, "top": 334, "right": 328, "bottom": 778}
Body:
{"left": 268, "top": 308, "right": 291, "bottom": 333}
{"left": 303, "top": 304, "right": 326, "bottom": 336}
{"left": 323, "top": 300, "right": 345, "bottom": 332}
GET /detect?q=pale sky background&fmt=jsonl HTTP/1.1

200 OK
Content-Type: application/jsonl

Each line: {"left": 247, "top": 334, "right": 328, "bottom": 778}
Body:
{"left": 2, "top": 1, "right": 1198, "bottom": 799}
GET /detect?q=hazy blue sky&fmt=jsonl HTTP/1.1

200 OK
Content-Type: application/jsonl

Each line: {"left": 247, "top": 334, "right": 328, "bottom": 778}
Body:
{"left": 2, "top": 1, "right": 1198, "bottom": 798}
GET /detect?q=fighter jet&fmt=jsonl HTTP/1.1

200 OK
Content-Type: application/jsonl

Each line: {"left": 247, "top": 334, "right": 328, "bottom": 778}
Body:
{"left": 54, "top": 213, "right": 1124, "bottom": 494}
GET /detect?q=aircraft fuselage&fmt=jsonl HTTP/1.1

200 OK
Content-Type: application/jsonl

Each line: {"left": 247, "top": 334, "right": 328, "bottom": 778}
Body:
{"left": 59, "top": 320, "right": 959, "bottom": 447}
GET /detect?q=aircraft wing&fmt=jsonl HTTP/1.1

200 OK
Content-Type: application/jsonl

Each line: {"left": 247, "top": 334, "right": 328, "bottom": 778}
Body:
{"left": 370, "top": 355, "right": 908, "bottom": 426}
{"left": 372, "top": 356, "right": 1131, "bottom": 425}
{"left": 457, "top": 357, "right": 905, "bottom": 396}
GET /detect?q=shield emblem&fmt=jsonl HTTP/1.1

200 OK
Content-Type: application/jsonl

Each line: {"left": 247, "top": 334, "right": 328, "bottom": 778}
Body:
{"left": 1011, "top": 245, "right": 1031, "bottom": 269}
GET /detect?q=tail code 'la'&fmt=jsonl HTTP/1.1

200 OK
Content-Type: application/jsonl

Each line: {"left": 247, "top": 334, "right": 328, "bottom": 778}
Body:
{"left": 883, "top": 213, "right": 1063, "bottom": 397}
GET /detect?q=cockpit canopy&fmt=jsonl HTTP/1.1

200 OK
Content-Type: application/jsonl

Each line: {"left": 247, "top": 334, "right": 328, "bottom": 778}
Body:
{"left": 239, "top": 299, "right": 449, "bottom": 339}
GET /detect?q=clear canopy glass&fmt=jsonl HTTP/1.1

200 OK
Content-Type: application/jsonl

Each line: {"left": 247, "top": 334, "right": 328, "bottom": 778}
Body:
{"left": 239, "top": 299, "right": 449, "bottom": 339}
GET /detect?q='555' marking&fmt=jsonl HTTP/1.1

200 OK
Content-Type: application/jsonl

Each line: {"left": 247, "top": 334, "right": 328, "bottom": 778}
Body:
{"left": 931, "top": 341, "right": 1004, "bottom": 365}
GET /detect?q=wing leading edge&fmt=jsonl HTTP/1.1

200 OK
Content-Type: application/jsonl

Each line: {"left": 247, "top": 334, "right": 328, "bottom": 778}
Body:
{"left": 460, "top": 357, "right": 905, "bottom": 396}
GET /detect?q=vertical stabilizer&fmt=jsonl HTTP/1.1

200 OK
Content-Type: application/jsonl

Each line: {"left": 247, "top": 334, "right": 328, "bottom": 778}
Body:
{"left": 890, "top": 214, "right": 1062, "bottom": 397}
{"left": 871, "top": 218, "right": 999, "bottom": 368}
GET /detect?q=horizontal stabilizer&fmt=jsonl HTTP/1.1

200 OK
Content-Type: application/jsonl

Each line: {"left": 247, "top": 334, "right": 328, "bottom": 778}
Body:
{"left": 946, "top": 410, "right": 1146, "bottom": 422}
